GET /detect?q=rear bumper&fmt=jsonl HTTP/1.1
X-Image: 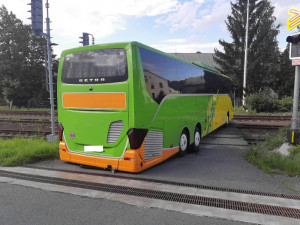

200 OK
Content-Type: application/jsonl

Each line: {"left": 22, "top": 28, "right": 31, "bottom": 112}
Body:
{"left": 59, "top": 141, "right": 178, "bottom": 173}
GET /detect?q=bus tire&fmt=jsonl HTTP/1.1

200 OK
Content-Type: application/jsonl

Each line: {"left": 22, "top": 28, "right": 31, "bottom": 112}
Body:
{"left": 193, "top": 126, "right": 201, "bottom": 151}
{"left": 179, "top": 129, "right": 189, "bottom": 156}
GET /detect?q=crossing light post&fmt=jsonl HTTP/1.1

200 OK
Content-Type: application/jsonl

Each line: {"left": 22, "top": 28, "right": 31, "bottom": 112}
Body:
{"left": 27, "top": 0, "right": 43, "bottom": 36}
{"left": 79, "top": 32, "right": 89, "bottom": 46}
{"left": 286, "top": 30, "right": 300, "bottom": 144}
{"left": 79, "top": 32, "right": 95, "bottom": 46}
{"left": 28, "top": 0, "right": 57, "bottom": 142}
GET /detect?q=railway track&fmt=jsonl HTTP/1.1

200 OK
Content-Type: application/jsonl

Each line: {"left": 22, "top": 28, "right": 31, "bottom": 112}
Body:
{"left": 0, "top": 119, "right": 56, "bottom": 137}
{"left": 0, "top": 130, "right": 53, "bottom": 137}
{"left": 0, "top": 110, "right": 57, "bottom": 120}
{"left": 233, "top": 115, "right": 291, "bottom": 121}
{"left": 0, "top": 112, "right": 292, "bottom": 139}
{"left": 0, "top": 110, "right": 54, "bottom": 116}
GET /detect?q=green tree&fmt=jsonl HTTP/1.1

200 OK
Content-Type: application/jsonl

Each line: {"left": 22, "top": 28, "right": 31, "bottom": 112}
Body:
{"left": 214, "top": 0, "right": 280, "bottom": 98}
{"left": 274, "top": 45, "right": 294, "bottom": 98}
{"left": 0, "top": 5, "right": 54, "bottom": 108}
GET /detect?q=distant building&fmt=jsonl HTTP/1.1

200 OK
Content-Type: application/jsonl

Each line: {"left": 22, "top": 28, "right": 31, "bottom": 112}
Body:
{"left": 169, "top": 53, "right": 220, "bottom": 70}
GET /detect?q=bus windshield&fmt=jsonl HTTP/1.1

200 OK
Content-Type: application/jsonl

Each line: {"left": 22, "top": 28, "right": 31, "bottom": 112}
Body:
{"left": 62, "top": 48, "right": 128, "bottom": 84}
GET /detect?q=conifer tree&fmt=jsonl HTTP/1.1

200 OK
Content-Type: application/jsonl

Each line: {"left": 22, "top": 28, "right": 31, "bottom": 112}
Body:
{"left": 214, "top": 0, "right": 280, "bottom": 98}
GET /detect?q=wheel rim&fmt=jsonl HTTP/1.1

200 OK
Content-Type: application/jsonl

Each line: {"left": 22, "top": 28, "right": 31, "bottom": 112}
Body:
{"left": 180, "top": 133, "right": 188, "bottom": 151}
{"left": 226, "top": 115, "right": 229, "bottom": 124}
{"left": 195, "top": 131, "right": 200, "bottom": 147}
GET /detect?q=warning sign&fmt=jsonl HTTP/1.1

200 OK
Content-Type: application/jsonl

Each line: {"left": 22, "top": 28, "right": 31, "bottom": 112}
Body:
{"left": 292, "top": 59, "right": 300, "bottom": 66}
{"left": 287, "top": 8, "right": 300, "bottom": 30}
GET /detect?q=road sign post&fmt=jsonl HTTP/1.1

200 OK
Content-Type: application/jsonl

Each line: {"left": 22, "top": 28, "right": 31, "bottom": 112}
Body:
{"left": 286, "top": 24, "right": 300, "bottom": 144}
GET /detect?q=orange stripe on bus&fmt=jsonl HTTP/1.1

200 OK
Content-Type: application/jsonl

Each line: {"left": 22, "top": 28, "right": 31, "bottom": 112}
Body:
{"left": 63, "top": 92, "right": 126, "bottom": 109}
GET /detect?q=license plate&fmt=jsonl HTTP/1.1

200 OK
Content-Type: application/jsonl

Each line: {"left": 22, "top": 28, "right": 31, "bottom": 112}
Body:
{"left": 84, "top": 145, "right": 103, "bottom": 152}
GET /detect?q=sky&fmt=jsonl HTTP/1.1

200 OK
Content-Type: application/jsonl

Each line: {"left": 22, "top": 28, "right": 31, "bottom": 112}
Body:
{"left": 0, "top": 0, "right": 298, "bottom": 57}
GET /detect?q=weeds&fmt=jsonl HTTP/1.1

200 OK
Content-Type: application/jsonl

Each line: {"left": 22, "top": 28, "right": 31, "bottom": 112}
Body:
{"left": 246, "top": 129, "right": 300, "bottom": 176}
{"left": 0, "top": 138, "right": 59, "bottom": 166}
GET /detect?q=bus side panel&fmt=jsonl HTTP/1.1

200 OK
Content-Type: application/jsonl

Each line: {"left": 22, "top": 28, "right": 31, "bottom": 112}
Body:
{"left": 208, "top": 95, "right": 233, "bottom": 133}
{"left": 149, "top": 95, "right": 212, "bottom": 147}
{"left": 130, "top": 46, "right": 159, "bottom": 128}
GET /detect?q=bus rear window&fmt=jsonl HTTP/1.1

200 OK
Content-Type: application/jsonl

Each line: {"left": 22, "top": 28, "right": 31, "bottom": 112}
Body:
{"left": 62, "top": 49, "right": 128, "bottom": 84}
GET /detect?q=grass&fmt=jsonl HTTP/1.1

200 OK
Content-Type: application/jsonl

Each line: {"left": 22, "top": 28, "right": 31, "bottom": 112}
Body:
{"left": 0, "top": 138, "right": 59, "bottom": 166}
{"left": 234, "top": 106, "right": 257, "bottom": 115}
{"left": 246, "top": 129, "right": 300, "bottom": 176}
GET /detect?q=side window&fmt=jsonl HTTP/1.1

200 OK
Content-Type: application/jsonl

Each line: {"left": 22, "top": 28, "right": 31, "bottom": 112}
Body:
{"left": 139, "top": 48, "right": 176, "bottom": 104}
{"left": 139, "top": 47, "right": 228, "bottom": 103}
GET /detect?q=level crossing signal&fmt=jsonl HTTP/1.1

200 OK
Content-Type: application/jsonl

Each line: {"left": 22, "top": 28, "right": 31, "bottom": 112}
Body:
{"left": 79, "top": 33, "right": 89, "bottom": 46}
{"left": 27, "top": 0, "right": 44, "bottom": 36}
{"left": 286, "top": 32, "right": 300, "bottom": 60}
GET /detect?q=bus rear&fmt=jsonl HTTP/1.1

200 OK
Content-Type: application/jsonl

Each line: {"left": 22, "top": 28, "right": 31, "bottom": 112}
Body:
{"left": 57, "top": 43, "right": 141, "bottom": 172}
{"left": 57, "top": 42, "right": 233, "bottom": 173}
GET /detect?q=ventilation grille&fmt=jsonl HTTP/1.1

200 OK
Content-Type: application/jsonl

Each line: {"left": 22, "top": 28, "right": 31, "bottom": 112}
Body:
{"left": 107, "top": 121, "right": 124, "bottom": 143}
{"left": 144, "top": 131, "right": 163, "bottom": 161}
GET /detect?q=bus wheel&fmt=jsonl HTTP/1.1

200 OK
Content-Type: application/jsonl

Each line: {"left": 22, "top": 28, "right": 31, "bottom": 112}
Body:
{"left": 193, "top": 127, "right": 201, "bottom": 151}
{"left": 179, "top": 130, "right": 188, "bottom": 156}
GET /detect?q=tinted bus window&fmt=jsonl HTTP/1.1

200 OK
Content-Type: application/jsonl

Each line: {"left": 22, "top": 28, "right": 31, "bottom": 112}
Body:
{"left": 62, "top": 49, "right": 128, "bottom": 84}
{"left": 139, "top": 47, "right": 232, "bottom": 103}
{"left": 140, "top": 47, "right": 205, "bottom": 103}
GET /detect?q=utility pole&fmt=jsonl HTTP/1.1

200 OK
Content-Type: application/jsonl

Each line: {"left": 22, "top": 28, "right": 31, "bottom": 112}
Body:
{"left": 242, "top": 0, "right": 250, "bottom": 110}
{"left": 45, "top": 0, "right": 56, "bottom": 142}
{"left": 28, "top": 0, "right": 56, "bottom": 142}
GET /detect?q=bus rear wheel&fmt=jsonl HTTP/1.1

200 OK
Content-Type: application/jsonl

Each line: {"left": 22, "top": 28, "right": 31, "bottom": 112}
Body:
{"left": 179, "top": 130, "right": 188, "bottom": 156}
{"left": 193, "top": 127, "right": 201, "bottom": 151}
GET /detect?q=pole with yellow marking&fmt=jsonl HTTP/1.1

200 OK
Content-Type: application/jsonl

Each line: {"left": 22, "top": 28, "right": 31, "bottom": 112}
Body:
{"left": 242, "top": 0, "right": 249, "bottom": 110}
{"left": 286, "top": 8, "right": 300, "bottom": 144}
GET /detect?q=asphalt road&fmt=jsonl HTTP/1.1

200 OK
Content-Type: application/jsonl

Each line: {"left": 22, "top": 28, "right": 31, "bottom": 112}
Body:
{"left": 1, "top": 125, "right": 299, "bottom": 225}
{"left": 0, "top": 182, "right": 249, "bottom": 225}
{"left": 29, "top": 126, "right": 300, "bottom": 195}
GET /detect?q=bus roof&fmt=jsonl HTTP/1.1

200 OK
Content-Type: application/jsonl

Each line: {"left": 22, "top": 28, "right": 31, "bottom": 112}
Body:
{"left": 61, "top": 41, "right": 231, "bottom": 80}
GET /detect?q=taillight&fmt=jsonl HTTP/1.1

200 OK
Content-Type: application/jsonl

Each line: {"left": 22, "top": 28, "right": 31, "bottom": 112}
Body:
{"left": 58, "top": 123, "right": 64, "bottom": 141}
{"left": 127, "top": 128, "right": 148, "bottom": 149}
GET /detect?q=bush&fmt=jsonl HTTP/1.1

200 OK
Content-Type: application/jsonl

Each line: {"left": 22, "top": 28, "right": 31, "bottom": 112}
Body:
{"left": 273, "top": 97, "right": 293, "bottom": 112}
{"left": 247, "top": 92, "right": 274, "bottom": 113}
{"left": 247, "top": 92, "right": 292, "bottom": 113}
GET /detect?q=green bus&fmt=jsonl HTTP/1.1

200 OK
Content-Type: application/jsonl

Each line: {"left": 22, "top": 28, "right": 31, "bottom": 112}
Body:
{"left": 57, "top": 41, "right": 233, "bottom": 172}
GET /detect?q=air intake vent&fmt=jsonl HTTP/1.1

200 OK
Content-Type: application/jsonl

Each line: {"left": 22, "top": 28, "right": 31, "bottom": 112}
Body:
{"left": 107, "top": 121, "right": 124, "bottom": 143}
{"left": 144, "top": 131, "right": 163, "bottom": 161}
